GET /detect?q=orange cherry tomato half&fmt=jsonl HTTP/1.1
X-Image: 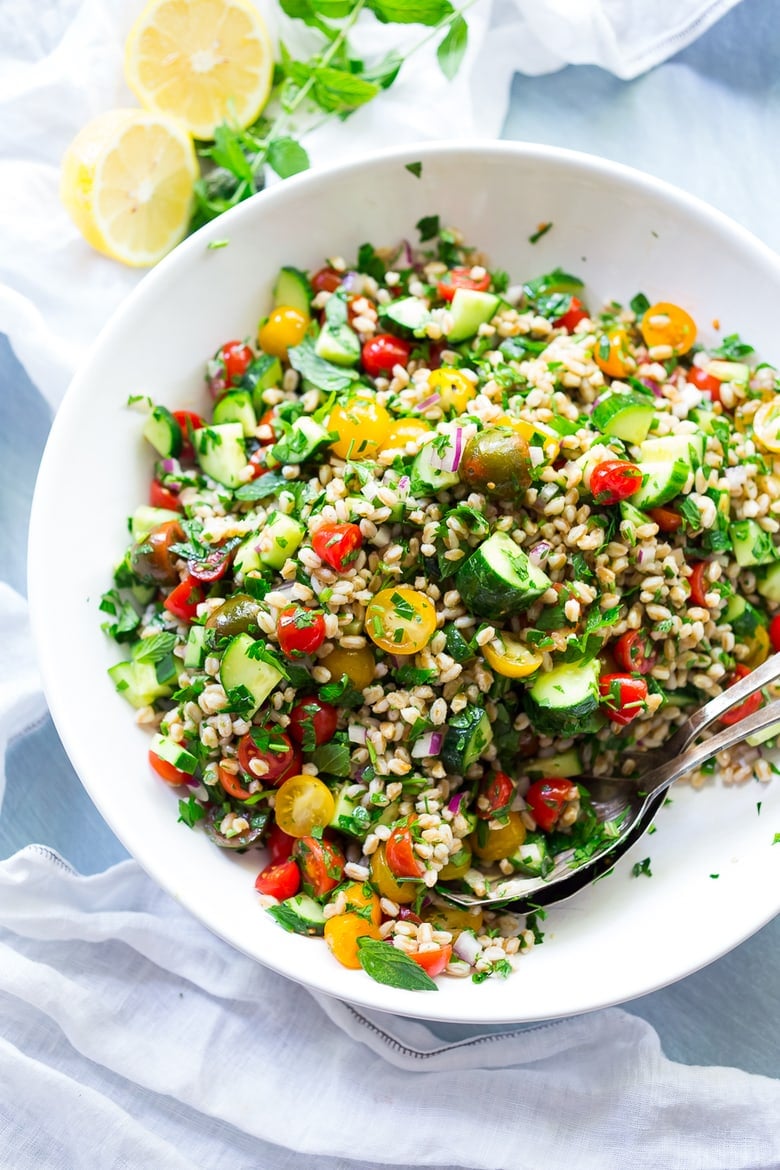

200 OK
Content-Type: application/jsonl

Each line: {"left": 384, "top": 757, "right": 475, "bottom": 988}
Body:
{"left": 217, "top": 764, "right": 253, "bottom": 801}
{"left": 292, "top": 835, "right": 345, "bottom": 898}
{"left": 647, "top": 506, "right": 682, "bottom": 533}
{"left": 640, "top": 302, "right": 696, "bottom": 356}
{"left": 410, "top": 944, "right": 453, "bottom": 978}
{"left": 254, "top": 858, "right": 301, "bottom": 900}
{"left": 719, "top": 664, "right": 763, "bottom": 726}
{"left": 385, "top": 822, "right": 424, "bottom": 879}
{"left": 324, "top": 913, "right": 382, "bottom": 969}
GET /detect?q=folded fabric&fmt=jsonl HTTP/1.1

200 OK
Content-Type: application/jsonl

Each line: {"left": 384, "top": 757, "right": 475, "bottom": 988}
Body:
{"left": 0, "top": 585, "right": 46, "bottom": 809}
{"left": 0, "top": 847, "right": 778, "bottom": 1170}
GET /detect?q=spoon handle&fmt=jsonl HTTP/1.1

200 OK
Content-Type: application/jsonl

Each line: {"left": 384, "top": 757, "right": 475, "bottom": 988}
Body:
{"left": 647, "top": 651, "right": 780, "bottom": 760}
{"left": 640, "top": 695, "right": 780, "bottom": 796}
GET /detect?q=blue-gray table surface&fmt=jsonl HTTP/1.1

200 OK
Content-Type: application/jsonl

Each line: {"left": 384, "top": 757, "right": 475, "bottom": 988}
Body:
{"left": 2, "top": 0, "right": 778, "bottom": 1077}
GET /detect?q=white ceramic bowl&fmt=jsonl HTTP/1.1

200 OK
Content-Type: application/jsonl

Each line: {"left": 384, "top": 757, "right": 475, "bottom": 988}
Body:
{"left": 29, "top": 141, "right": 780, "bottom": 1023}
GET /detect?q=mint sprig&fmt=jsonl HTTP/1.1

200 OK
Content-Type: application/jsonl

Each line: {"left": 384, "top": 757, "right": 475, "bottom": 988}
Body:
{"left": 357, "top": 936, "right": 438, "bottom": 990}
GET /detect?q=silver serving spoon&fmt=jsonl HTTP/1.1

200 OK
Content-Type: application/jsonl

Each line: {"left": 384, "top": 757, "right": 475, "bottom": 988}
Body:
{"left": 440, "top": 652, "right": 780, "bottom": 912}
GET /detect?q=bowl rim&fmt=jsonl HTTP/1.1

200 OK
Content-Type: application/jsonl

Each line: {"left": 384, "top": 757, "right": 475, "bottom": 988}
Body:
{"left": 28, "top": 139, "right": 780, "bottom": 1023}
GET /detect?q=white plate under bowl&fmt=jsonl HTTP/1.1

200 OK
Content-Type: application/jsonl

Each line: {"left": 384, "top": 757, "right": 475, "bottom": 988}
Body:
{"left": 28, "top": 141, "right": 780, "bottom": 1023}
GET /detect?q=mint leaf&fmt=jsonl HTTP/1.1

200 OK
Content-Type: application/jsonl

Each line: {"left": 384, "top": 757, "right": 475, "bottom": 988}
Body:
{"left": 311, "top": 67, "right": 380, "bottom": 113}
{"left": 267, "top": 137, "right": 310, "bottom": 179}
{"left": 363, "top": 50, "right": 404, "bottom": 89}
{"left": 234, "top": 470, "right": 290, "bottom": 501}
{"left": 133, "top": 632, "right": 178, "bottom": 664}
{"left": 436, "top": 13, "right": 468, "bottom": 80}
{"left": 178, "top": 797, "right": 206, "bottom": 829}
{"left": 287, "top": 337, "right": 360, "bottom": 393}
{"left": 357, "top": 937, "right": 438, "bottom": 990}
{"left": 405, "top": 160, "right": 423, "bottom": 178}
{"left": 367, "top": 0, "right": 454, "bottom": 24}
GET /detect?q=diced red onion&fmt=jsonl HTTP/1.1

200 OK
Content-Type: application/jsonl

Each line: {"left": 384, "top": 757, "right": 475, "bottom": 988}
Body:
{"left": 453, "top": 930, "right": 482, "bottom": 966}
{"left": 340, "top": 271, "right": 362, "bottom": 293}
{"left": 401, "top": 239, "right": 415, "bottom": 266}
{"left": 447, "top": 791, "right": 467, "bottom": 815}
{"left": 428, "top": 428, "right": 466, "bottom": 475}
{"left": 636, "top": 548, "right": 644, "bottom": 563}
{"left": 411, "top": 731, "right": 444, "bottom": 759}
{"left": 161, "top": 457, "right": 178, "bottom": 474}
{"left": 348, "top": 725, "right": 368, "bottom": 745}
{"left": 413, "top": 393, "right": 441, "bottom": 412}
{"left": 397, "top": 475, "right": 411, "bottom": 496}
{"left": 639, "top": 376, "right": 662, "bottom": 397}
{"left": 529, "top": 541, "right": 552, "bottom": 566}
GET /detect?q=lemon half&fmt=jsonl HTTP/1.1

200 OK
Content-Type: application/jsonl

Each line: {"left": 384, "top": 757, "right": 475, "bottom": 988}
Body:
{"left": 125, "top": 0, "right": 274, "bottom": 141}
{"left": 61, "top": 109, "right": 198, "bottom": 267}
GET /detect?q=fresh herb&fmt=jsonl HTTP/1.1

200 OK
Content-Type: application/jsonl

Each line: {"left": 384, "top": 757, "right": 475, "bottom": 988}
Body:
{"left": 528, "top": 222, "right": 553, "bottom": 244}
{"left": 207, "top": 239, "right": 230, "bottom": 250}
{"left": 394, "top": 665, "right": 437, "bottom": 687}
{"left": 267, "top": 903, "right": 322, "bottom": 936}
{"left": 319, "top": 673, "right": 365, "bottom": 708}
{"left": 356, "top": 936, "right": 438, "bottom": 991}
{"left": 132, "top": 631, "right": 178, "bottom": 664}
{"left": 773, "top": 833, "right": 780, "bottom": 845}
{"left": 405, "top": 160, "right": 423, "bottom": 178}
{"left": 178, "top": 797, "right": 206, "bottom": 828}
{"left": 287, "top": 337, "right": 360, "bottom": 394}
{"left": 629, "top": 292, "right": 650, "bottom": 317}
{"left": 311, "top": 737, "right": 352, "bottom": 776}
{"left": 246, "top": 639, "right": 289, "bottom": 680}
{"left": 187, "top": 1, "right": 474, "bottom": 233}
{"left": 415, "top": 214, "right": 439, "bottom": 242}
{"left": 99, "top": 590, "right": 141, "bottom": 642}
{"left": 631, "top": 857, "right": 653, "bottom": 878}
{"left": 712, "top": 333, "right": 754, "bottom": 360}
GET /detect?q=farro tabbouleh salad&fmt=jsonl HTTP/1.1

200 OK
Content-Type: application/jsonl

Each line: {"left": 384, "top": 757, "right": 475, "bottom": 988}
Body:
{"left": 102, "top": 219, "right": 780, "bottom": 991}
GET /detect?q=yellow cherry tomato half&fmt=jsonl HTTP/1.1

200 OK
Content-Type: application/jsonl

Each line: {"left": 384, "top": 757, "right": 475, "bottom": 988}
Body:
{"left": 495, "top": 415, "right": 560, "bottom": 461}
{"left": 471, "top": 811, "right": 526, "bottom": 862}
{"left": 482, "top": 631, "right": 543, "bottom": 679}
{"left": 428, "top": 367, "right": 476, "bottom": 413}
{"left": 436, "top": 845, "right": 473, "bottom": 881}
{"left": 743, "top": 623, "right": 770, "bottom": 669}
{"left": 341, "top": 881, "right": 382, "bottom": 927}
{"left": 324, "top": 912, "right": 382, "bottom": 969}
{"left": 258, "top": 305, "right": 309, "bottom": 360}
{"left": 369, "top": 844, "right": 421, "bottom": 904}
{"left": 321, "top": 644, "right": 376, "bottom": 691}
{"left": 365, "top": 586, "right": 437, "bottom": 656}
{"left": 640, "top": 302, "right": 697, "bottom": 356}
{"left": 273, "top": 774, "right": 335, "bottom": 838}
{"left": 752, "top": 400, "right": 780, "bottom": 453}
{"left": 594, "top": 327, "right": 635, "bottom": 378}
{"left": 421, "top": 900, "right": 484, "bottom": 936}
{"left": 328, "top": 396, "right": 392, "bottom": 460}
{"left": 379, "top": 418, "right": 432, "bottom": 453}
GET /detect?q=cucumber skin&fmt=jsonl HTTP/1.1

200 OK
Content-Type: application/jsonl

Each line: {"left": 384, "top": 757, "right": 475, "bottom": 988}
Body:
{"left": 456, "top": 539, "right": 549, "bottom": 619}
{"left": 440, "top": 706, "right": 492, "bottom": 773}
{"left": 522, "top": 690, "right": 603, "bottom": 738}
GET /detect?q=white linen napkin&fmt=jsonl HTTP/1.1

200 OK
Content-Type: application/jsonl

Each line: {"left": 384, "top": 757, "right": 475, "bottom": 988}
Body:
{"left": 0, "top": 0, "right": 742, "bottom": 410}
{"left": 1, "top": 845, "right": 779, "bottom": 1170}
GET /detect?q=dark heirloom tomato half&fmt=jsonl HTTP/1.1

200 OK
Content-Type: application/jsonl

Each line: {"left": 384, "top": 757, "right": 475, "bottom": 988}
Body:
{"left": 459, "top": 428, "right": 532, "bottom": 499}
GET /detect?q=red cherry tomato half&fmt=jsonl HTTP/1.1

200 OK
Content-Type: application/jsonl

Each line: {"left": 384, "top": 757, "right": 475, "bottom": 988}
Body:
{"left": 361, "top": 334, "right": 413, "bottom": 378}
{"left": 769, "top": 615, "right": 780, "bottom": 654}
{"left": 590, "top": 461, "right": 643, "bottom": 506}
{"left": 276, "top": 605, "right": 326, "bottom": 659}
{"left": 410, "top": 944, "right": 452, "bottom": 978}
{"left": 292, "top": 836, "right": 345, "bottom": 898}
{"left": 267, "top": 822, "right": 297, "bottom": 864}
{"left": 647, "top": 506, "right": 682, "bottom": 533}
{"left": 553, "top": 296, "right": 589, "bottom": 333}
{"left": 217, "top": 764, "right": 252, "bottom": 801}
{"left": 311, "top": 267, "right": 343, "bottom": 294}
{"left": 237, "top": 729, "right": 300, "bottom": 788}
{"left": 599, "top": 673, "right": 649, "bottom": 726}
{"left": 525, "top": 778, "right": 577, "bottom": 832}
{"left": 436, "top": 267, "right": 492, "bottom": 303}
{"left": 612, "top": 630, "right": 657, "bottom": 675}
{"left": 687, "top": 365, "right": 722, "bottom": 404}
{"left": 149, "top": 479, "right": 182, "bottom": 511}
{"left": 172, "top": 410, "right": 207, "bottom": 460}
{"left": 476, "top": 771, "right": 515, "bottom": 819}
{"left": 255, "top": 858, "right": 301, "bottom": 900}
{"left": 719, "top": 663, "right": 763, "bottom": 726}
{"left": 288, "top": 697, "right": 339, "bottom": 747}
{"left": 163, "top": 577, "right": 204, "bottom": 623}
{"left": 148, "top": 748, "right": 191, "bottom": 787}
{"left": 688, "top": 562, "right": 710, "bottom": 608}
{"left": 311, "top": 522, "right": 363, "bottom": 572}
{"left": 385, "top": 822, "right": 424, "bottom": 879}
{"left": 187, "top": 546, "right": 232, "bottom": 583}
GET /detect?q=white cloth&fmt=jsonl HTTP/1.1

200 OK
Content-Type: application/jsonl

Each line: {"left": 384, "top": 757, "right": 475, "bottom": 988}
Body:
{"left": 0, "top": 0, "right": 742, "bottom": 410}
{"left": 5, "top": 2, "right": 779, "bottom": 1169}
{"left": 1, "top": 846, "right": 778, "bottom": 1170}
